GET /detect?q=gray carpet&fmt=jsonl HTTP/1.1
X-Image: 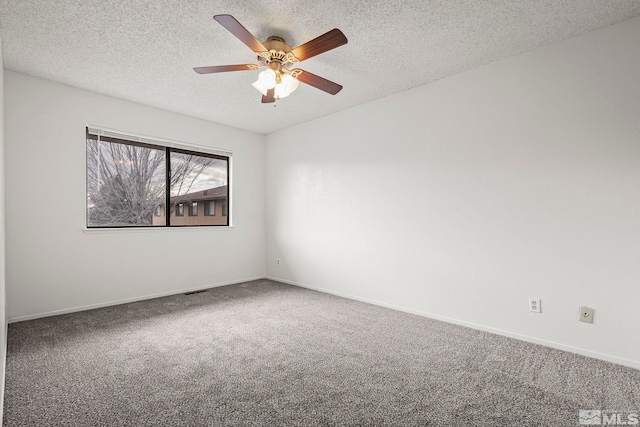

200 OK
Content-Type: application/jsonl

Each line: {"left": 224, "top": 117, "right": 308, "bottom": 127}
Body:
{"left": 3, "top": 279, "right": 639, "bottom": 426}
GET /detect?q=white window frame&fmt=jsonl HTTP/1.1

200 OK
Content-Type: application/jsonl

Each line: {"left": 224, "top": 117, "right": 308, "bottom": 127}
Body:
{"left": 85, "top": 125, "right": 233, "bottom": 230}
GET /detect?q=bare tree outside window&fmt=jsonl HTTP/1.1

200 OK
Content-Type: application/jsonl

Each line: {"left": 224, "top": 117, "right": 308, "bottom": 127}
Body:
{"left": 87, "top": 138, "right": 165, "bottom": 226}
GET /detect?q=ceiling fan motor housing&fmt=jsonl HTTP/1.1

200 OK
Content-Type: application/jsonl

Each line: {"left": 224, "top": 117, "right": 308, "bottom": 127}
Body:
{"left": 264, "top": 36, "right": 291, "bottom": 52}
{"left": 259, "top": 36, "right": 299, "bottom": 70}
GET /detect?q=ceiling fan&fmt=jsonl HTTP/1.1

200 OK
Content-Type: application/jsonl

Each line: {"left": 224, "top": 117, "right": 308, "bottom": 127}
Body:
{"left": 194, "top": 15, "right": 348, "bottom": 104}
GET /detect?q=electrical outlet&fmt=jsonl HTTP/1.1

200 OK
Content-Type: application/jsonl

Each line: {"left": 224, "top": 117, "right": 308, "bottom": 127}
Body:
{"left": 529, "top": 298, "right": 541, "bottom": 313}
{"left": 579, "top": 306, "right": 594, "bottom": 323}
{"left": 276, "top": 258, "right": 281, "bottom": 267}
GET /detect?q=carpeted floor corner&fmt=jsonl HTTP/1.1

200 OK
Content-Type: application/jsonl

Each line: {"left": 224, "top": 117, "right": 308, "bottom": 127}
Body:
{"left": 3, "top": 279, "right": 639, "bottom": 426}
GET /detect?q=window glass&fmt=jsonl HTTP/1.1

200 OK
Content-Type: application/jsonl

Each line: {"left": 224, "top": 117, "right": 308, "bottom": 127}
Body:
{"left": 169, "top": 149, "right": 228, "bottom": 226}
{"left": 205, "top": 201, "right": 215, "bottom": 216}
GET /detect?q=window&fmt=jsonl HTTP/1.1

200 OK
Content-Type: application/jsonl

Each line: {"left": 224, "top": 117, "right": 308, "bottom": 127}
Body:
{"left": 222, "top": 201, "right": 228, "bottom": 217}
{"left": 205, "top": 201, "right": 215, "bottom": 216}
{"left": 86, "top": 127, "right": 230, "bottom": 228}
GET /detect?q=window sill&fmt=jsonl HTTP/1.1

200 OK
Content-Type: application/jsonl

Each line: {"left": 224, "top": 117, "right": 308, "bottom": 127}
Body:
{"left": 83, "top": 225, "right": 234, "bottom": 234}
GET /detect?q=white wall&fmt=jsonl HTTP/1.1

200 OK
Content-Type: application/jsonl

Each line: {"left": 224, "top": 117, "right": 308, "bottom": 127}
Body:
{"left": 266, "top": 17, "right": 640, "bottom": 369}
{"left": 0, "top": 32, "right": 7, "bottom": 422}
{"left": 4, "top": 71, "right": 266, "bottom": 320}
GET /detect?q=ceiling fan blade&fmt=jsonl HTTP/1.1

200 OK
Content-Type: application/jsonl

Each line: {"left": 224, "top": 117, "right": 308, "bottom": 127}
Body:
{"left": 193, "top": 64, "right": 257, "bottom": 74}
{"left": 289, "top": 29, "right": 347, "bottom": 62}
{"left": 262, "top": 88, "right": 275, "bottom": 103}
{"left": 213, "top": 14, "right": 268, "bottom": 54}
{"left": 293, "top": 69, "right": 343, "bottom": 95}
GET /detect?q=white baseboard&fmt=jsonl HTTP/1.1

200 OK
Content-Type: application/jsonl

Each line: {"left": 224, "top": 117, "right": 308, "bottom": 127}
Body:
{"left": 267, "top": 275, "right": 640, "bottom": 371}
{"left": 8, "top": 276, "right": 266, "bottom": 323}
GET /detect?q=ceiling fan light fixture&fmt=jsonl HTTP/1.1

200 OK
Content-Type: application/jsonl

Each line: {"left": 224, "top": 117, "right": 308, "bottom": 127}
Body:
{"left": 274, "top": 83, "right": 290, "bottom": 99}
{"left": 251, "top": 80, "right": 269, "bottom": 96}
{"left": 259, "top": 69, "right": 277, "bottom": 87}
{"left": 282, "top": 73, "right": 300, "bottom": 93}
{"left": 273, "top": 73, "right": 300, "bottom": 99}
{"left": 252, "top": 69, "right": 277, "bottom": 95}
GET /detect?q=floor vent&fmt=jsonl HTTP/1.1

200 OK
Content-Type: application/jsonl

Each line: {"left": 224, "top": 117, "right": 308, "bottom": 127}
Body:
{"left": 184, "top": 290, "right": 208, "bottom": 296}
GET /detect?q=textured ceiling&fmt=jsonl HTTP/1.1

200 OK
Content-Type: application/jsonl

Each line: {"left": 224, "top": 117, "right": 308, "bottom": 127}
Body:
{"left": 1, "top": 1, "right": 640, "bottom": 134}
